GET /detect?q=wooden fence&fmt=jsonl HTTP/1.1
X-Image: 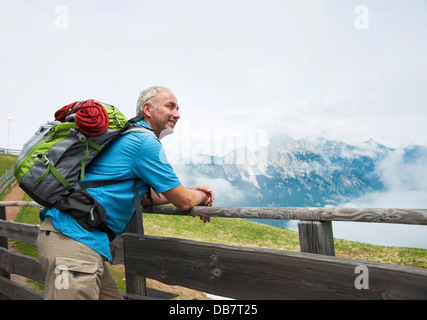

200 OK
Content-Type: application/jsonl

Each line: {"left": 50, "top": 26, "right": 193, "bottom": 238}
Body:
{"left": 0, "top": 148, "right": 21, "bottom": 156}
{"left": 0, "top": 201, "right": 426, "bottom": 300}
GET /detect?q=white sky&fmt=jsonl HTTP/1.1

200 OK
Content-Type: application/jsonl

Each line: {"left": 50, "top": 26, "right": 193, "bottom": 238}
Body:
{"left": 1, "top": 1, "right": 426, "bottom": 248}
{"left": 1, "top": 0, "right": 426, "bottom": 151}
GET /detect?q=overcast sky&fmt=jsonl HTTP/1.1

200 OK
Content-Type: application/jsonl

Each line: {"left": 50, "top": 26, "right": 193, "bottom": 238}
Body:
{"left": 1, "top": 1, "right": 426, "bottom": 248}
{"left": 1, "top": 0, "right": 426, "bottom": 152}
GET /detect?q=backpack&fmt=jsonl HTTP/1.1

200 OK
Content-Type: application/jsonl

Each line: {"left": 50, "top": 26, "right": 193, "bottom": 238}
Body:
{"left": 14, "top": 100, "right": 152, "bottom": 241}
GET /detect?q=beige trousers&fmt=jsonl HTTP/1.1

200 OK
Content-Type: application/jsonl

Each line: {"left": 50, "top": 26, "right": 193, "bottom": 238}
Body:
{"left": 37, "top": 217, "right": 123, "bottom": 300}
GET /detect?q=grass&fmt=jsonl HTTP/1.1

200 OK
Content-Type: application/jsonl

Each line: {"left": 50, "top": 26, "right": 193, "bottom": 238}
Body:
{"left": 143, "top": 213, "right": 301, "bottom": 251}
{"left": 334, "top": 238, "right": 427, "bottom": 269}
{"left": 6, "top": 192, "right": 427, "bottom": 299}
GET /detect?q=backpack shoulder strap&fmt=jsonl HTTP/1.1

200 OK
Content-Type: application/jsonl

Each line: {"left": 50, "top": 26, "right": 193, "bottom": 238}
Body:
{"left": 121, "top": 115, "right": 155, "bottom": 136}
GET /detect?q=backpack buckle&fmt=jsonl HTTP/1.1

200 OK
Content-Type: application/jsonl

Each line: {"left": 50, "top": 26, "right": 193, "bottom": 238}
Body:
{"left": 45, "top": 128, "right": 58, "bottom": 143}
{"left": 76, "top": 132, "right": 86, "bottom": 143}
{"left": 41, "top": 155, "right": 50, "bottom": 166}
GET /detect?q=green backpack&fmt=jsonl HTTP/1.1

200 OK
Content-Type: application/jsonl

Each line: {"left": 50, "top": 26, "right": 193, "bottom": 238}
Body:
{"left": 14, "top": 100, "right": 152, "bottom": 241}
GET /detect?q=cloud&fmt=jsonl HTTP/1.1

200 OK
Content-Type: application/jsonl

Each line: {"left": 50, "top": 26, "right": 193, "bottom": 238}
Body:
{"left": 332, "top": 222, "right": 427, "bottom": 249}
{"left": 173, "top": 166, "right": 246, "bottom": 207}
{"left": 335, "top": 148, "right": 427, "bottom": 249}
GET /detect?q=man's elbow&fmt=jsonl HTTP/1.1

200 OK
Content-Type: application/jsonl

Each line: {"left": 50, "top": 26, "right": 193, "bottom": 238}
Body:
{"left": 175, "top": 197, "right": 194, "bottom": 211}
{"left": 176, "top": 202, "right": 193, "bottom": 211}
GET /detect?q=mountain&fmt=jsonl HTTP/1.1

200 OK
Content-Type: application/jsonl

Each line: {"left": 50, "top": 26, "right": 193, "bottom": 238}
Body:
{"left": 174, "top": 136, "right": 427, "bottom": 208}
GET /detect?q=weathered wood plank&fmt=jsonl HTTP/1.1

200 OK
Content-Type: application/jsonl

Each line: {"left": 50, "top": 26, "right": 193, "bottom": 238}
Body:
{"left": 0, "top": 220, "right": 39, "bottom": 245}
{"left": 0, "top": 218, "right": 126, "bottom": 265}
{"left": 0, "top": 201, "right": 43, "bottom": 207}
{"left": 124, "top": 215, "right": 147, "bottom": 296}
{"left": 298, "top": 221, "right": 335, "bottom": 256}
{"left": 0, "top": 276, "right": 43, "bottom": 300}
{"left": 0, "top": 248, "right": 44, "bottom": 283}
{"left": 0, "top": 207, "right": 10, "bottom": 280}
{"left": 143, "top": 206, "right": 427, "bottom": 225}
{"left": 109, "top": 235, "right": 124, "bottom": 264}
{"left": 123, "top": 234, "right": 427, "bottom": 300}
{"left": 121, "top": 291, "right": 165, "bottom": 300}
{"left": 2, "top": 201, "right": 426, "bottom": 225}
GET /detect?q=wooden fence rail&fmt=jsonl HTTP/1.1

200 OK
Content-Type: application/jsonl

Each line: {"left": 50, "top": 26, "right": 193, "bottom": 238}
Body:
{"left": 0, "top": 202, "right": 426, "bottom": 300}
{"left": 3, "top": 201, "right": 427, "bottom": 224}
{"left": 144, "top": 205, "right": 427, "bottom": 225}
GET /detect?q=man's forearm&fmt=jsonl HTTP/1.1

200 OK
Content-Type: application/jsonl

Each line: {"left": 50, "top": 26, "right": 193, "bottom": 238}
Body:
{"left": 141, "top": 187, "right": 207, "bottom": 208}
{"left": 153, "top": 185, "right": 212, "bottom": 211}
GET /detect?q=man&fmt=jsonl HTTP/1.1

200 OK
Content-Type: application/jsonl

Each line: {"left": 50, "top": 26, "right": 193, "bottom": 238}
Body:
{"left": 37, "top": 86, "right": 214, "bottom": 300}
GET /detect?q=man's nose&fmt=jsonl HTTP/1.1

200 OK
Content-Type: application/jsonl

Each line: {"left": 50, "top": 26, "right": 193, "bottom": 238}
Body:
{"left": 173, "top": 109, "right": 180, "bottom": 120}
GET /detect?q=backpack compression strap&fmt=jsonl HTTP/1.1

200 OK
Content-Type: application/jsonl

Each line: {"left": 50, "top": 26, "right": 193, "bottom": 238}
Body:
{"left": 33, "top": 134, "right": 104, "bottom": 189}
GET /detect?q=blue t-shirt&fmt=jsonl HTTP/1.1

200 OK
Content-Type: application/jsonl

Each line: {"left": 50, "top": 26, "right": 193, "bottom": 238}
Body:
{"left": 40, "top": 120, "right": 181, "bottom": 261}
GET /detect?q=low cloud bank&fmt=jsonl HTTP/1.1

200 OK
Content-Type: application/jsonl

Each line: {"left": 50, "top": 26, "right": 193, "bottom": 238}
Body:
{"left": 335, "top": 148, "right": 427, "bottom": 249}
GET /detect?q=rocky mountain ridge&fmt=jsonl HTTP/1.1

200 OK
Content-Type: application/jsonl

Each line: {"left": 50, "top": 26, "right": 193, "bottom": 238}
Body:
{"left": 176, "top": 135, "right": 427, "bottom": 208}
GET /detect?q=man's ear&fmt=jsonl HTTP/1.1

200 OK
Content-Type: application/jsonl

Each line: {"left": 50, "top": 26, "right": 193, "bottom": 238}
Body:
{"left": 142, "top": 102, "right": 153, "bottom": 118}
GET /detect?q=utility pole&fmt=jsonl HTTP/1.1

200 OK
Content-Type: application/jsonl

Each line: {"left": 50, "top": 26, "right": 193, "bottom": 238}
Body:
{"left": 7, "top": 114, "right": 11, "bottom": 153}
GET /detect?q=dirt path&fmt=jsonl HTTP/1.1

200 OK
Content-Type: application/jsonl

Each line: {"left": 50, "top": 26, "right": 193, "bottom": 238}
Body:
{"left": 4, "top": 183, "right": 25, "bottom": 221}
{"left": 3, "top": 183, "right": 28, "bottom": 286}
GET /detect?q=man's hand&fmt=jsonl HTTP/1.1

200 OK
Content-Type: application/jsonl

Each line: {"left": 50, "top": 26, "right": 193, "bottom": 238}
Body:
{"left": 186, "top": 186, "right": 214, "bottom": 206}
{"left": 187, "top": 186, "right": 214, "bottom": 223}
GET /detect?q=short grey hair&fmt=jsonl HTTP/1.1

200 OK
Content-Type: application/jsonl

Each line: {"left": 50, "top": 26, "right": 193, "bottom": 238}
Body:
{"left": 136, "top": 85, "right": 172, "bottom": 115}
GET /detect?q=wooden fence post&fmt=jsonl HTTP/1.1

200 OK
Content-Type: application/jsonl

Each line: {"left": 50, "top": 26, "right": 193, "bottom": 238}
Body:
{"left": 124, "top": 214, "right": 147, "bottom": 296}
{"left": 0, "top": 207, "right": 10, "bottom": 278}
{"left": 298, "top": 220, "right": 335, "bottom": 256}
{"left": 0, "top": 206, "right": 10, "bottom": 300}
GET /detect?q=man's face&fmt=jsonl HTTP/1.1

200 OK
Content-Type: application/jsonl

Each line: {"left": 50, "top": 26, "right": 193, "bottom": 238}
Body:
{"left": 146, "top": 90, "right": 180, "bottom": 135}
